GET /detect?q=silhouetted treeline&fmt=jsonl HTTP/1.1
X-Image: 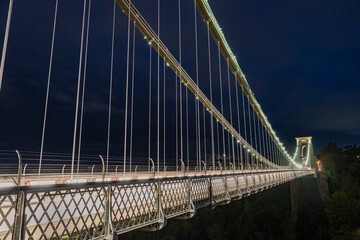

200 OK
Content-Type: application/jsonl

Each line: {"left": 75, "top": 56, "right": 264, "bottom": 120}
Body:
{"left": 320, "top": 143, "right": 360, "bottom": 239}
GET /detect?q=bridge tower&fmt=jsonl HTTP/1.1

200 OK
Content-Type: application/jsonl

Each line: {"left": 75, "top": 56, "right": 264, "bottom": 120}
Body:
{"left": 294, "top": 137, "right": 317, "bottom": 169}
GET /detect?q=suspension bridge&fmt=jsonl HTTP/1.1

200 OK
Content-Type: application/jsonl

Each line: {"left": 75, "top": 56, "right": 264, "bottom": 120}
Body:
{"left": 0, "top": 0, "right": 316, "bottom": 239}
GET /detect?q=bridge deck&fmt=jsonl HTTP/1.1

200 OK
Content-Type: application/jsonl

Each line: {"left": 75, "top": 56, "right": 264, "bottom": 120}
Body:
{"left": 0, "top": 169, "right": 314, "bottom": 239}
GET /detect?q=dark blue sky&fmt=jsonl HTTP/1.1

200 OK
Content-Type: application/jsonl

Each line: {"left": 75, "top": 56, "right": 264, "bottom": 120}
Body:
{"left": 0, "top": 0, "right": 359, "bottom": 161}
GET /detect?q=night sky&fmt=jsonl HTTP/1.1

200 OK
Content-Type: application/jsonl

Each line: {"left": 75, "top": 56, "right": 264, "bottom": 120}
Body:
{"left": 0, "top": 0, "right": 359, "bottom": 163}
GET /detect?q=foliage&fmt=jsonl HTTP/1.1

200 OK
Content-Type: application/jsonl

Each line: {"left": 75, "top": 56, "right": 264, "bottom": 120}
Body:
{"left": 320, "top": 143, "right": 360, "bottom": 239}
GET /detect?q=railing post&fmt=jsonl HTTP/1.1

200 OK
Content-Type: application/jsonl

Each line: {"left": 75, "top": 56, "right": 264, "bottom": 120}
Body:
{"left": 180, "top": 159, "right": 185, "bottom": 175}
{"left": 222, "top": 176, "right": 231, "bottom": 204}
{"left": 15, "top": 150, "right": 22, "bottom": 186}
{"left": 104, "top": 184, "right": 114, "bottom": 239}
{"left": 272, "top": 172, "right": 276, "bottom": 186}
{"left": 149, "top": 158, "right": 155, "bottom": 178}
{"left": 22, "top": 164, "right": 28, "bottom": 177}
{"left": 156, "top": 180, "right": 166, "bottom": 229}
{"left": 187, "top": 178, "right": 196, "bottom": 217}
{"left": 264, "top": 172, "right": 268, "bottom": 189}
{"left": 234, "top": 175, "right": 239, "bottom": 198}
{"left": 62, "top": 164, "right": 66, "bottom": 178}
{"left": 201, "top": 161, "right": 206, "bottom": 175}
{"left": 229, "top": 162, "right": 234, "bottom": 173}
{"left": 91, "top": 165, "right": 95, "bottom": 180}
{"left": 218, "top": 161, "right": 223, "bottom": 174}
{"left": 99, "top": 155, "right": 105, "bottom": 181}
{"left": 277, "top": 172, "right": 280, "bottom": 185}
{"left": 258, "top": 172, "right": 264, "bottom": 191}
{"left": 12, "top": 191, "right": 26, "bottom": 240}
{"left": 244, "top": 174, "right": 251, "bottom": 196}
{"left": 251, "top": 174, "right": 257, "bottom": 193}
{"left": 208, "top": 176, "right": 216, "bottom": 209}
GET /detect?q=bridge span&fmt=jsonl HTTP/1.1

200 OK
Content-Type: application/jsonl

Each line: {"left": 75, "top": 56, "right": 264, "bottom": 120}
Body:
{"left": 0, "top": 168, "right": 313, "bottom": 239}
{"left": 0, "top": 0, "right": 318, "bottom": 238}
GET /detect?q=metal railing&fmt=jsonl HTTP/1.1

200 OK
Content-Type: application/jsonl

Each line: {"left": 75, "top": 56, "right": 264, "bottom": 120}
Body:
{"left": 0, "top": 169, "right": 314, "bottom": 239}
{"left": 0, "top": 150, "right": 307, "bottom": 189}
